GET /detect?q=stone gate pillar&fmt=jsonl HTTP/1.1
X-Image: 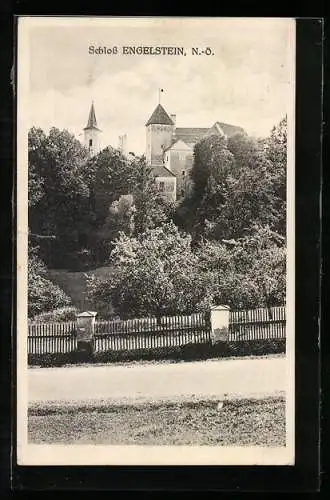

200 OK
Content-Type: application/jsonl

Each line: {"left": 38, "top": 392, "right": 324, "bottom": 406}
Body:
{"left": 210, "top": 305, "right": 230, "bottom": 345}
{"left": 76, "top": 311, "right": 97, "bottom": 357}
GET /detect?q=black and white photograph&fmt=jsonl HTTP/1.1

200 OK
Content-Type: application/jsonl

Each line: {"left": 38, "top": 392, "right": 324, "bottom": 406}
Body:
{"left": 17, "top": 16, "right": 295, "bottom": 465}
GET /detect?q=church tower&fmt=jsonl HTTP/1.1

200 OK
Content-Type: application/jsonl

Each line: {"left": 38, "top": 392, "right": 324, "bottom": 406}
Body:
{"left": 83, "top": 102, "right": 102, "bottom": 157}
{"left": 145, "top": 103, "right": 174, "bottom": 166}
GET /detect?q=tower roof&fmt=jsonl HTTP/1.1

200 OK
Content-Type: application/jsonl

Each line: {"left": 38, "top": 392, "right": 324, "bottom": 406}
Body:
{"left": 84, "top": 102, "right": 101, "bottom": 130}
{"left": 145, "top": 104, "right": 174, "bottom": 126}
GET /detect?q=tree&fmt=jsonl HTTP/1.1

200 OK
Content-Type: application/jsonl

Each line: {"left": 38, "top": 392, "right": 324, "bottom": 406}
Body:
{"left": 266, "top": 116, "right": 287, "bottom": 179}
{"left": 227, "top": 132, "right": 260, "bottom": 170}
{"left": 88, "top": 154, "right": 174, "bottom": 264}
{"left": 230, "top": 225, "right": 286, "bottom": 312}
{"left": 264, "top": 116, "right": 287, "bottom": 235}
{"left": 176, "top": 134, "right": 235, "bottom": 239}
{"left": 88, "top": 146, "right": 138, "bottom": 224}
{"left": 132, "top": 156, "right": 175, "bottom": 235}
{"left": 28, "top": 127, "right": 91, "bottom": 268}
{"left": 180, "top": 125, "right": 287, "bottom": 243}
{"left": 28, "top": 128, "right": 74, "bottom": 316}
{"left": 28, "top": 246, "right": 71, "bottom": 318}
{"left": 196, "top": 225, "right": 286, "bottom": 310}
{"left": 107, "top": 194, "right": 136, "bottom": 238}
{"left": 191, "top": 134, "right": 235, "bottom": 196}
{"left": 212, "top": 140, "right": 281, "bottom": 240}
{"left": 86, "top": 147, "right": 140, "bottom": 265}
{"left": 28, "top": 128, "right": 46, "bottom": 208}
{"left": 95, "top": 194, "right": 136, "bottom": 262}
{"left": 87, "top": 222, "right": 216, "bottom": 318}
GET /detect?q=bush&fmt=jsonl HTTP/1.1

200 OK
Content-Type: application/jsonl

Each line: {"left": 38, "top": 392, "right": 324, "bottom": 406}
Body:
{"left": 30, "top": 306, "right": 79, "bottom": 323}
{"left": 27, "top": 339, "right": 286, "bottom": 367}
{"left": 28, "top": 249, "right": 72, "bottom": 318}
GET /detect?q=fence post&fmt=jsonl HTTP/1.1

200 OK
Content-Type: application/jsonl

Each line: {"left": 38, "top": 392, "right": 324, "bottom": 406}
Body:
{"left": 76, "top": 311, "right": 97, "bottom": 358}
{"left": 210, "top": 305, "right": 230, "bottom": 345}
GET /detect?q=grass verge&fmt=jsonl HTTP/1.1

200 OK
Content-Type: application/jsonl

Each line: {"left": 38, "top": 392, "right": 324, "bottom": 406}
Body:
{"left": 28, "top": 395, "right": 285, "bottom": 446}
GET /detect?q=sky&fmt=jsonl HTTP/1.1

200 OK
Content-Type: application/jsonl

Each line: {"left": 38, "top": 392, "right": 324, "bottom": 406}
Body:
{"left": 24, "top": 17, "right": 295, "bottom": 154}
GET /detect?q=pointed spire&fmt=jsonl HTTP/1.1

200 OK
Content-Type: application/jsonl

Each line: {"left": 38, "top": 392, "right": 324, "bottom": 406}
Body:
{"left": 84, "top": 101, "right": 100, "bottom": 130}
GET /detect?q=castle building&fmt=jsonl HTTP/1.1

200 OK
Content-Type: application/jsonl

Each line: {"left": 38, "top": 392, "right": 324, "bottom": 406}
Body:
{"left": 82, "top": 100, "right": 245, "bottom": 203}
{"left": 145, "top": 103, "right": 245, "bottom": 201}
{"left": 145, "top": 104, "right": 177, "bottom": 202}
{"left": 84, "top": 102, "right": 102, "bottom": 157}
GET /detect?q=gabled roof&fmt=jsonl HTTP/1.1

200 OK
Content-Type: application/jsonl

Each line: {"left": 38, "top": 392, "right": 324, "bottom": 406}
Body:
{"left": 212, "top": 121, "right": 245, "bottom": 137}
{"left": 164, "top": 139, "right": 193, "bottom": 152}
{"left": 172, "top": 122, "right": 245, "bottom": 146}
{"left": 152, "top": 164, "right": 176, "bottom": 177}
{"left": 174, "top": 127, "right": 210, "bottom": 145}
{"left": 84, "top": 102, "right": 101, "bottom": 131}
{"left": 146, "top": 104, "right": 174, "bottom": 126}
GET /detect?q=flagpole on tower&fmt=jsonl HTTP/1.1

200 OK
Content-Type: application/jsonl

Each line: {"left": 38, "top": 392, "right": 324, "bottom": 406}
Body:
{"left": 158, "top": 88, "right": 164, "bottom": 104}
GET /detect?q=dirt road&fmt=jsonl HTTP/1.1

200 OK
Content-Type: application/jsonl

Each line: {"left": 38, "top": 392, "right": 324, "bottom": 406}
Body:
{"left": 28, "top": 355, "right": 288, "bottom": 404}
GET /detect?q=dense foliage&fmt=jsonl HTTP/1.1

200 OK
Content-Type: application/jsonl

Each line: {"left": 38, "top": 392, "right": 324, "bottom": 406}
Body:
{"left": 28, "top": 247, "right": 71, "bottom": 318}
{"left": 87, "top": 222, "right": 215, "bottom": 318}
{"left": 29, "top": 117, "right": 287, "bottom": 317}
{"left": 29, "top": 132, "right": 172, "bottom": 269}
{"left": 30, "top": 306, "right": 79, "bottom": 323}
{"left": 176, "top": 120, "right": 286, "bottom": 242}
{"left": 196, "top": 225, "right": 286, "bottom": 310}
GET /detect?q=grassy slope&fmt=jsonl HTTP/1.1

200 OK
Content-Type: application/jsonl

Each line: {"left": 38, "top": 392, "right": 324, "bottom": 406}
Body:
{"left": 28, "top": 396, "right": 285, "bottom": 446}
{"left": 47, "top": 267, "right": 114, "bottom": 311}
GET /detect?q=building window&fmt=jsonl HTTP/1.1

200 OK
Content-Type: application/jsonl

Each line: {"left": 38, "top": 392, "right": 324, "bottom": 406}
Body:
{"left": 159, "top": 181, "right": 165, "bottom": 192}
{"left": 89, "top": 139, "right": 93, "bottom": 147}
{"left": 182, "top": 170, "right": 185, "bottom": 177}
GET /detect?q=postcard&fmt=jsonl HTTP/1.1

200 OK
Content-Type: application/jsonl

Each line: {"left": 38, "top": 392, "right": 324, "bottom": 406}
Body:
{"left": 17, "top": 16, "right": 295, "bottom": 466}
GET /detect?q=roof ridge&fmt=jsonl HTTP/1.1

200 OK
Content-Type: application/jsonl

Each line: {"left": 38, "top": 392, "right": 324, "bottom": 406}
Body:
{"left": 175, "top": 126, "right": 209, "bottom": 131}
{"left": 152, "top": 163, "right": 176, "bottom": 177}
{"left": 214, "top": 120, "right": 245, "bottom": 130}
{"left": 162, "top": 164, "right": 175, "bottom": 175}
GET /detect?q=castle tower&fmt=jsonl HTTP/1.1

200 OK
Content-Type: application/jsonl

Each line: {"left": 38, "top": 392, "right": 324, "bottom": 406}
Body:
{"left": 145, "top": 104, "right": 174, "bottom": 166}
{"left": 83, "top": 102, "right": 102, "bottom": 157}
